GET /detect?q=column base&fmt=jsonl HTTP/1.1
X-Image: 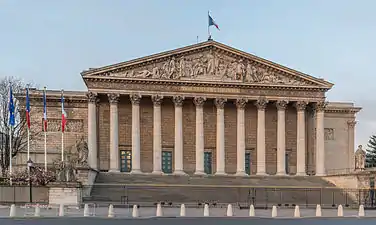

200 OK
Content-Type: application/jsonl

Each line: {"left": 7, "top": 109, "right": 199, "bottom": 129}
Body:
{"left": 295, "top": 172, "right": 307, "bottom": 176}
{"left": 194, "top": 171, "right": 206, "bottom": 176}
{"left": 256, "top": 172, "right": 268, "bottom": 176}
{"left": 108, "top": 169, "right": 120, "bottom": 173}
{"left": 235, "top": 171, "right": 247, "bottom": 176}
{"left": 214, "top": 171, "right": 227, "bottom": 176}
{"left": 173, "top": 170, "right": 187, "bottom": 176}
{"left": 315, "top": 173, "right": 326, "bottom": 177}
{"left": 130, "top": 169, "right": 142, "bottom": 174}
{"left": 276, "top": 171, "right": 287, "bottom": 176}
{"left": 151, "top": 170, "right": 163, "bottom": 175}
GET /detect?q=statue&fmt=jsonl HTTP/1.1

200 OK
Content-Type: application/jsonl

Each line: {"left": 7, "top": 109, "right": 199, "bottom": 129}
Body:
{"left": 76, "top": 136, "right": 89, "bottom": 167}
{"left": 355, "top": 145, "right": 366, "bottom": 171}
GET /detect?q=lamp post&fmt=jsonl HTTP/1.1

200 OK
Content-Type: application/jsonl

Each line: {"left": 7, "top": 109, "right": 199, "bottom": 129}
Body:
{"left": 27, "top": 158, "right": 33, "bottom": 204}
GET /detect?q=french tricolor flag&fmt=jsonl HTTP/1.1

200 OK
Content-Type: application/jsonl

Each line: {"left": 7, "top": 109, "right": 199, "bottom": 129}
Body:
{"left": 42, "top": 87, "right": 47, "bottom": 132}
{"left": 61, "top": 90, "right": 67, "bottom": 133}
{"left": 209, "top": 14, "right": 220, "bottom": 30}
{"left": 26, "top": 88, "right": 31, "bottom": 129}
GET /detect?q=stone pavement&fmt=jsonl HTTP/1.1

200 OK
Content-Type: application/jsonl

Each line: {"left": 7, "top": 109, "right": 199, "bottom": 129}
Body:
{"left": 0, "top": 206, "right": 375, "bottom": 218}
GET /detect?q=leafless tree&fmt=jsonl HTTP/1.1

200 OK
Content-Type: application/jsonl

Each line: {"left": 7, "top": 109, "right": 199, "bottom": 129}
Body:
{"left": 0, "top": 76, "right": 38, "bottom": 176}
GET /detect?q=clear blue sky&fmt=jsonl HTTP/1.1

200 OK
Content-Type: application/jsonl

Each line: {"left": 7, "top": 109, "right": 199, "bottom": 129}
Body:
{"left": 0, "top": 0, "right": 374, "bottom": 147}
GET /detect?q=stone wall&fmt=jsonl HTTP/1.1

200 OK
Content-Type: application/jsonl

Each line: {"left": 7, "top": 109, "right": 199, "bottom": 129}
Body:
{"left": 0, "top": 186, "right": 49, "bottom": 203}
{"left": 48, "top": 185, "right": 82, "bottom": 206}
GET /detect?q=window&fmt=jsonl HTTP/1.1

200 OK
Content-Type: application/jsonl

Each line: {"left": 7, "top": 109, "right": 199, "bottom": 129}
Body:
{"left": 120, "top": 150, "right": 132, "bottom": 172}
{"left": 245, "top": 152, "right": 251, "bottom": 175}
{"left": 285, "top": 152, "right": 289, "bottom": 174}
{"left": 204, "top": 152, "right": 212, "bottom": 174}
{"left": 162, "top": 151, "right": 173, "bottom": 174}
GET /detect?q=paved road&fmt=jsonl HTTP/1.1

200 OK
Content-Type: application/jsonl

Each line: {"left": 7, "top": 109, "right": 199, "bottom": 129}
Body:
{"left": 0, "top": 217, "right": 376, "bottom": 225}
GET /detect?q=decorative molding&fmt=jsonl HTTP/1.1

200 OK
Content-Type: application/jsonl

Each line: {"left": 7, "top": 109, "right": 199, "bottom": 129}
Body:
{"left": 214, "top": 98, "right": 227, "bottom": 109}
{"left": 130, "top": 93, "right": 142, "bottom": 105}
{"left": 276, "top": 100, "right": 289, "bottom": 111}
{"left": 324, "top": 128, "right": 335, "bottom": 141}
{"left": 173, "top": 95, "right": 185, "bottom": 107}
{"left": 193, "top": 97, "right": 206, "bottom": 108}
{"left": 107, "top": 93, "right": 120, "bottom": 104}
{"left": 236, "top": 98, "right": 248, "bottom": 109}
{"left": 255, "top": 97, "right": 268, "bottom": 110}
{"left": 151, "top": 95, "right": 163, "bottom": 106}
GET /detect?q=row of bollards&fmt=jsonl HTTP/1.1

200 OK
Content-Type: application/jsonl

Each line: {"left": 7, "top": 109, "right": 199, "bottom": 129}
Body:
{"left": 8, "top": 203, "right": 367, "bottom": 218}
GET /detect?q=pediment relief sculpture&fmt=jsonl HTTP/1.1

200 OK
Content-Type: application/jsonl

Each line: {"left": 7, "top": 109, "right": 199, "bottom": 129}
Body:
{"left": 106, "top": 49, "right": 313, "bottom": 86}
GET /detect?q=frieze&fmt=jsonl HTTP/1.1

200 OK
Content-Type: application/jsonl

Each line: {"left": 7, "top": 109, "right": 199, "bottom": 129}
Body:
{"left": 104, "top": 49, "right": 313, "bottom": 86}
{"left": 44, "top": 119, "right": 84, "bottom": 133}
{"left": 87, "top": 81, "right": 326, "bottom": 99}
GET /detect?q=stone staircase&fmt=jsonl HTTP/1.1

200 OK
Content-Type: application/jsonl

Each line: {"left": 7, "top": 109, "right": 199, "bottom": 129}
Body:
{"left": 84, "top": 173, "right": 356, "bottom": 208}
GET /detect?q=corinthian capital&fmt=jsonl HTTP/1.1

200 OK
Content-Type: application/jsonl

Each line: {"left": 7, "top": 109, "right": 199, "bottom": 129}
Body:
{"left": 294, "top": 101, "right": 308, "bottom": 111}
{"left": 276, "top": 100, "right": 289, "bottom": 111}
{"left": 130, "top": 94, "right": 142, "bottom": 105}
{"left": 193, "top": 97, "right": 206, "bottom": 108}
{"left": 255, "top": 97, "right": 268, "bottom": 110}
{"left": 214, "top": 98, "right": 227, "bottom": 109}
{"left": 236, "top": 98, "right": 248, "bottom": 109}
{"left": 348, "top": 120, "right": 357, "bottom": 128}
{"left": 314, "top": 101, "right": 328, "bottom": 112}
{"left": 108, "top": 93, "right": 120, "bottom": 104}
{"left": 87, "top": 92, "right": 98, "bottom": 103}
{"left": 173, "top": 95, "right": 185, "bottom": 107}
{"left": 152, "top": 95, "right": 163, "bottom": 106}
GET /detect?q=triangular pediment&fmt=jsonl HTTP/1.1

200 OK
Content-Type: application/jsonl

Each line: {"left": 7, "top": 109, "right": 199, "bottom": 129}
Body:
{"left": 81, "top": 41, "right": 333, "bottom": 89}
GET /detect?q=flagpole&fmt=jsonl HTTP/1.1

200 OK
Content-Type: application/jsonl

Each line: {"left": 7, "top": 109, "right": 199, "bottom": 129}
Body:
{"left": 26, "top": 87, "right": 30, "bottom": 165}
{"left": 207, "top": 11, "right": 211, "bottom": 40}
{"left": 9, "top": 126, "right": 12, "bottom": 186}
{"left": 61, "top": 89, "right": 64, "bottom": 162}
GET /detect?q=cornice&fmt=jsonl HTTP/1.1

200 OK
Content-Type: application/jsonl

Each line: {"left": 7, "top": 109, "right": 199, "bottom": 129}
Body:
{"left": 325, "top": 107, "right": 362, "bottom": 114}
{"left": 84, "top": 76, "right": 330, "bottom": 92}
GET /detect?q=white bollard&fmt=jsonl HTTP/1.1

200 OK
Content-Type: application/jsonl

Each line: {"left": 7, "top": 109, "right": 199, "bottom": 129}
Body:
{"left": 249, "top": 205, "right": 255, "bottom": 217}
{"left": 337, "top": 204, "right": 343, "bottom": 217}
{"left": 271, "top": 205, "right": 277, "bottom": 218}
{"left": 358, "top": 205, "right": 365, "bottom": 217}
{"left": 132, "top": 205, "right": 139, "bottom": 218}
{"left": 180, "top": 204, "right": 186, "bottom": 217}
{"left": 156, "top": 203, "right": 163, "bottom": 217}
{"left": 108, "top": 204, "right": 114, "bottom": 218}
{"left": 294, "top": 205, "right": 300, "bottom": 218}
{"left": 315, "top": 204, "right": 322, "bottom": 217}
{"left": 203, "top": 204, "right": 209, "bottom": 217}
{"left": 226, "top": 204, "right": 233, "bottom": 217}
{"left": 34, "top": 205, "right": 40, "bottom": 217}
{"left": 9, "top": 204, "right": 16, "bottom": 217}
{"left": 83, "top": 204, "right": 90, "bottom": 217}
{"left": 58, "top": 204, "right": 64, "bottom": 217}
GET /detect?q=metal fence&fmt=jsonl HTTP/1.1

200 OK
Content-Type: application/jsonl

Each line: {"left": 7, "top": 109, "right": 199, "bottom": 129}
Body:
{"left": 83, "top": 184, "right": 376, "bottom": 209}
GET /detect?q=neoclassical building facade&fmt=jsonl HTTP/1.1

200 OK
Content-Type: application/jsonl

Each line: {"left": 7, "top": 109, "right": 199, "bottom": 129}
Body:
{"left": 21, "top": 40, "right": 361, "bottom": 176}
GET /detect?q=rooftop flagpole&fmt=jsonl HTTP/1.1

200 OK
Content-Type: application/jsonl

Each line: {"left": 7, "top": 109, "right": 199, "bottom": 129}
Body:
{"left": 208, "top": 11, "right": 211, "bottom": 40}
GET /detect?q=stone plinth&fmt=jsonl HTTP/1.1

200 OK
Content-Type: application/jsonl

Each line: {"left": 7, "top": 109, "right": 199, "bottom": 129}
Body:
{"left": 48, "top": 182, "right": 82, "bottom": 206}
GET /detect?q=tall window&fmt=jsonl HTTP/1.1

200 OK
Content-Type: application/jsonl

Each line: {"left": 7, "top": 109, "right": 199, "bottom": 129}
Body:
{"left": 204, "top": 151, "right": 212, "bottom": 174}
{"left": 245, "top": 152, "right": 251, "bottom": 175}
{"left": 162, "top": 151, "right": 173, "bottom": 174}
{"left": 120, "top": 150, "right": 132, "bottom": 172}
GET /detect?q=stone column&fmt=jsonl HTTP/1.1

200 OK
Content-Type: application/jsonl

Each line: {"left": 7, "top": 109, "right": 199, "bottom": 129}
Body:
{"left": 295, "top": 101, "right": 307, "bottom": 176}
{"left": 215, "top": 98, "right": 227, "bottom": 175}
{"left": 108, "top": 93, "right": 120, "bottom": 172}
{"left": 235, "top": 98, "right": 248, "bottom": 176}
{"left": 315, "top": 101, "right": 327, "bottom": 176}
{"left": 130, "top": 94, "right": 142, "bottom": 174}
{"left": 255, "top": 97, "right": 268, "bottom": 175}
{"left": 152, "top": 95, "right": 163, "bottom": 174}
{"left": 194, "top": 97, "right": 206, "bottom": 175}
{"left": 276, "top": 100, "right": 288, "bottom": 175}
{"left": 87, "top": 92, "right": 98, "bottom": 170}
{"left": 348, "top": 120, "right": 356, "bottom": 171}
{"left": 173, "top": 96, "right": 185, "bottom": 175}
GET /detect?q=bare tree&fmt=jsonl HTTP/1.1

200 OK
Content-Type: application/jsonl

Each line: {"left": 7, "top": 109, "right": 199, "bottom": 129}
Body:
{"left": 0, "top": 76, "right": 38, "bottom": 176}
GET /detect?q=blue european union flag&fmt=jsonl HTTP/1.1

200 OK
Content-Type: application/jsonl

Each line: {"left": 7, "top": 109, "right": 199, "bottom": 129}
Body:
{"left": 8, "top": 86, "right": 15, "bottom": 127}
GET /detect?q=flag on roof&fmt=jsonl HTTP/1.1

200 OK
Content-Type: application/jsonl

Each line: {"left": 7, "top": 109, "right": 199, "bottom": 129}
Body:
{"left": 209, "top": 14, "right": 220, "bottom": 30}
